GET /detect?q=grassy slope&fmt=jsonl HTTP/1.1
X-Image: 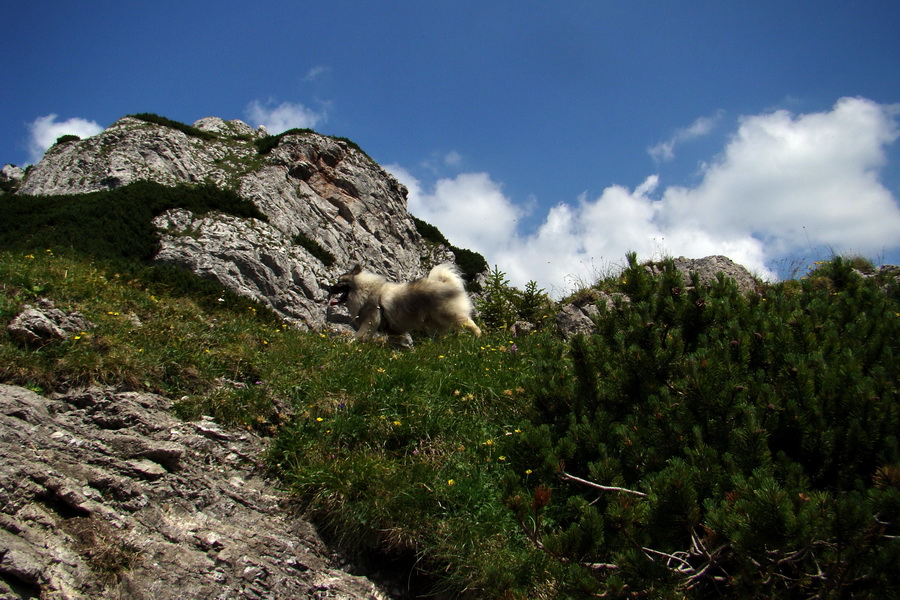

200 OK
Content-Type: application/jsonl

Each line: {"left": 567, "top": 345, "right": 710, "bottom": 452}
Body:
{"left": 2, "top": 248, "right": 898, "bottom": 598}
{"left": 1, "top": 141, "right": 897, "bottom": 597}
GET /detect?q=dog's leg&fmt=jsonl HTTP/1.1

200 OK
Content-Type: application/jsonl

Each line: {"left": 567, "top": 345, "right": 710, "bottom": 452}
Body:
{"left": 354, "top": 300, "right": 382, "bottom": 341}
{"left": 461, "top": 318, "right": 482, "bottom": 337}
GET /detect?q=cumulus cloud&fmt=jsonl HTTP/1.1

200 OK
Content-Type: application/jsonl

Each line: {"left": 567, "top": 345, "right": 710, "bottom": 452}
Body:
{"left": 648, "top": 110, "right": 723, "bottom": 162}
{"left": 392, "top": 97, "right": 900, "bottom": 297}
{"left": 27, "top": 114, "right": 103, "bottom": 163}
{"left": 656, "top": 97, "right": 900, "bottom": 256}
{"left": 390, "top": 166, "right": 523, "bottom": 253}
{"left": 245, "top": 100, "right": 326, "bottom": 134}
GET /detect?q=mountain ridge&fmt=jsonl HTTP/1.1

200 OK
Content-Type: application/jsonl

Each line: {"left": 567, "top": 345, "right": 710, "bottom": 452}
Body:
{"left": 7, "top": 115, "right": 463, "bottom": 330}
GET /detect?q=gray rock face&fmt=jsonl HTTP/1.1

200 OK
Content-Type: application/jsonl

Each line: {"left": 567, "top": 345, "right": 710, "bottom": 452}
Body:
{"left": 6, "top": 299, "right": 93, "bottom": 346}
{"left": 555, "top": 289, "right": 628, "bottom": 338}
{"left": 0, "top": 384, "right": 391, "bottom": 599}
{"left": 670, "top": 255, "right": 758, "bottom": 294}
{"left": 18, "top": 117, "right": 257, "bottom": 195}
{"left": 152, "top": 208, "right": 332, "bottom": 329}
{"left": 17, "top": 116, "right": 452, "bottom": 328}
{"left": 1, "top": 164, "right": 25, "bottom": 185}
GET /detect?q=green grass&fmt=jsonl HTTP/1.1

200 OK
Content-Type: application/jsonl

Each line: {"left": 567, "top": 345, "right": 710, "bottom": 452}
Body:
{"left": 1, "top": 247, "right": 897, "bottom": 598}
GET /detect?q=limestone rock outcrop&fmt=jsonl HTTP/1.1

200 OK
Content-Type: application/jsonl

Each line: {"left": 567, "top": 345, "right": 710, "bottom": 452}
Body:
{"left": 7, "top": 299, "right": 93, "bottom": 346}
{"left": 16, "top": 116, "right": 452, "bottom": 329}
{"left": 1, "top": 164, "right": 25, "bottom": 188}
{"left": 0, "top": 384, "right": 391, "bottom": 599}
{"left": 668, "top": 255, "right": 759, "bottom": 295}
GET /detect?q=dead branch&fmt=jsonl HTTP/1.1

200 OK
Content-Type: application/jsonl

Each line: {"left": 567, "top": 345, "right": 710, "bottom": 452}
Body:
{"left": 558, "top": 471, "right": 648, "bottom": 498}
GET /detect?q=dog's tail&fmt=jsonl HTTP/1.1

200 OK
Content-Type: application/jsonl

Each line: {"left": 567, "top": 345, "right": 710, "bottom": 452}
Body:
{"left": 427, "top": 263, "right": 466, "bottom": 291}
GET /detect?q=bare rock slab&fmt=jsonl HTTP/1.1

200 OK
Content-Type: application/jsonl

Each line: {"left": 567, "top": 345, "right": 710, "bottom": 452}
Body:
{"left": 0, "top": 384, "right": 390, "bottom": 599}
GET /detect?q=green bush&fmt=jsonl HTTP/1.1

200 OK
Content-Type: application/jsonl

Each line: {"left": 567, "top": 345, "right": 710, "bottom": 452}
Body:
{"left": 128, "top": 113, "right": 217, "bottom": 141}
{"left": 254, "top": 128, "right": 316, "bottom": 154}
{"left": 477, "top": 266, "right": 552, "bottom": 330}
{"left": 450, "top": 245, "right": 488, "bottom": 287}
{"left": 501, "top": 252, "right": 900, "bottom": 597}
{"left": 477, "top": 266, "right": 519, "bottom": 329}
{"left": 411, "top": 216, "right": 487, "bottom": 287}
{"left": 411, "top": 216, "right": 450, "bottom": 246}
{"left": 1, "top": 181, "right": 270, "bottom": 314}
{"left": 2, "top": 181, "right": 265, "bottom": 262}
{"left": 54, "top": 134, "right": 81, "bottom": 146}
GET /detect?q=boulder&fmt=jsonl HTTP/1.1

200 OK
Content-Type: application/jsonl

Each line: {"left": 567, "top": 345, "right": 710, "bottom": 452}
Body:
{"left": 555, "top": 289, "right": 628, "bottom": 338}
{"left": 1, "top": 164, "right": 25, "bottom": 186}
{"left": 670, "top": 255, "right": 758, "bottom": 294}
{"left": 555, "top": 303, "right": 599, "bottom": 338}
{"left": 7, "top": 299, "right": 93, "bottom": 346}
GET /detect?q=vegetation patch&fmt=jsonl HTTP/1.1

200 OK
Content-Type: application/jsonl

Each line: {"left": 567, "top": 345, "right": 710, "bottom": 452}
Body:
{"left": 1, "top": 181, "right": 272, "bottom": 315}
{"left": 1, "top": 222, "right": 897, "bottom": 597}
{"left": 412, "top": 215, "right": 488, "bottom": 286}
{"left": 54, "top": 134, "right": 81, "bottom": 146}
{"left": 293, "top": 231, "right": 336, "bottom": 267}
{"left": 254, "top": 128, "right": 317, "bottom": 155}
{"left": 128, "top": 113, "right": 217, "bottom": 141}
{"left": 2, "top": 181, "right": 266, "bottom": 262}
{"left": 61, "top": 517, "right": 140, "bottom": 588}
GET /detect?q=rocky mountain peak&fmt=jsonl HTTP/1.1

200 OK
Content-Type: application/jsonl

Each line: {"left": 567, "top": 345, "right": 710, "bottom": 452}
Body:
{"left": 15, "top": 115, "right": 454, "bottom": 329}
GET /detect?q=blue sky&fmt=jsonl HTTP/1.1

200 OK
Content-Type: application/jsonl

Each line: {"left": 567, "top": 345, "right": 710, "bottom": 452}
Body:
{"left": 4, "top": 1, "right": 900, "bottom": 294}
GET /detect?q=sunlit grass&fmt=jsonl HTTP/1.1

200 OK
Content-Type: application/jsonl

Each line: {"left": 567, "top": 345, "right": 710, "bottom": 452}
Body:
{"left": 3, "top": 248, "right": 896, "bottom": 598}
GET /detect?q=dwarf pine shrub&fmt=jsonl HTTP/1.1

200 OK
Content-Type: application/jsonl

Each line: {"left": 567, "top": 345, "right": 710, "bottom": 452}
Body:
{"left": 502, "top": 253, "right": 900, "bottom": 597}
{"left": 2, "top": 181, "right": 271, "bottom": 314}
{"left": 293, "top": 231, "right": 336, "bottom": 267}
{"left": 54, "top": 134, "right": 81, "bottom": 146}
{"left": 477, "top": 266, "right": 552, "bottom": 330}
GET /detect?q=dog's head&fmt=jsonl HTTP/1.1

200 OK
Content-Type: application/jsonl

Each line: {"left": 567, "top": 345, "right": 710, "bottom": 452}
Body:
{"left": 324, "top": 265, "right": 363, "bottom": 305}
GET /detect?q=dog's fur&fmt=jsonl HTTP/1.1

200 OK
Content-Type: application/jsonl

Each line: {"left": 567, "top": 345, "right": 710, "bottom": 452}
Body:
{"left": 327, "top": 263, "right": 481, "bottom": 341}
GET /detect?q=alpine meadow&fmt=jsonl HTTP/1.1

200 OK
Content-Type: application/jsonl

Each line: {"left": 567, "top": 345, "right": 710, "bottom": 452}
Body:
{"left": 1, "top": 114, "right": 898, "bottom": 598}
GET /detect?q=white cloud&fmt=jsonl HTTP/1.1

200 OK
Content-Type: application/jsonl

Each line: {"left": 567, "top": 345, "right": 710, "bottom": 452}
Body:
{"left": 245, "top": 100, "right": 326, "bottom": 134}
{"left": 648, "top": 110, "right": 723, "bottom": 162}
{"left": 443, "top": 151, "right": 462, "bottom": 167}
{"left": 302, "top": 65, "right": 330, "bottom": 82}
{"left": 27, "top": 114, "right": 103, "bottom": 163}
{"left": 656, "top": 97, "right": 900, "bottom": 256}
{"left": 392, "top": 97, "right": 900, "bottom": 297}
{"left": 389, "top": 166, "right": 522, "bottom": 253}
